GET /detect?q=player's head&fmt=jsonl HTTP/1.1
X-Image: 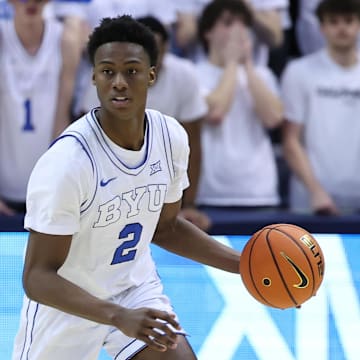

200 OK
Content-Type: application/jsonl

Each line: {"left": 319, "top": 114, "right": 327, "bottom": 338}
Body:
{"left": 198, "top": 0, "right": 253, "bottom": 54}
{"left": 316, "top": 0, "right": 360, "bottom": 50}
{"left": 87, "top": 15, "right": 157, "bottom": 118}
{"left": 137, "top": 16, "right": 169, "bottom": 71}
{"left": 87, "top": 15, "right": 158, "bottom": 67}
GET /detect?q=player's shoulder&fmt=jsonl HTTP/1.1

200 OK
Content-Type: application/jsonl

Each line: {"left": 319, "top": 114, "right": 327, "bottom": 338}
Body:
{"left": 146, "top": 108, "right": 188, "bottom": 144}
{"left": 39, "top": 114, "right": 93, "bottom": 172}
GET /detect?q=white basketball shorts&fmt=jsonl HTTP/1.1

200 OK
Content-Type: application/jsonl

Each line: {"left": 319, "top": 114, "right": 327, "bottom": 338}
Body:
{"left": 12, "top": 277, "right": 180, "bottom": 360}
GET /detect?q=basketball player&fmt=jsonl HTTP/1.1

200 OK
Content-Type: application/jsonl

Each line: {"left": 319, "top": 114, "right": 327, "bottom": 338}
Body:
{"left": 281, "top": 0, "right": 360, "bottom": 214}
{"left": 12, "top": 16, "right": 241, "bottom": 360}
{"left": 0, "top": 0, "right": 81, "bottom": 215}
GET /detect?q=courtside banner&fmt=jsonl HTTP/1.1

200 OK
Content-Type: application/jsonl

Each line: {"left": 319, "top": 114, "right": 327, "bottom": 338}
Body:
{"left": 1, "top": 233, "right": 359, "bottom": 360}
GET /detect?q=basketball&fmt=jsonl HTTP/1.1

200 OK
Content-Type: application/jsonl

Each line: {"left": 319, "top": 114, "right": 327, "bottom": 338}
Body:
{"left": 239, "top": 223, "right": 325, "bottom": 309}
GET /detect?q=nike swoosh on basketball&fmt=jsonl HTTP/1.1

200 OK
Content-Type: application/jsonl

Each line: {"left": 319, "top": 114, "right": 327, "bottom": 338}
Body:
{"left": 100, "top": 177, "right": 117, "bottom": 187}
{"left": 281, "top": 252, "right": 309, "bottom": 288}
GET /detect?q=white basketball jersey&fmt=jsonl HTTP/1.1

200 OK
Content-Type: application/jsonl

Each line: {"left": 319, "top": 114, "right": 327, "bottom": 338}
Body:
{"left": 0, "top": 19, "right": 63, "bottom": 201}
{"left": 24, "top": 109, "right": 189, "bottom": 299}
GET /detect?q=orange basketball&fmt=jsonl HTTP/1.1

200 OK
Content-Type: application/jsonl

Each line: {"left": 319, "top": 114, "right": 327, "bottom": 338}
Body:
{"left": 239, "top": 223, "right": 325, "bottom": 309}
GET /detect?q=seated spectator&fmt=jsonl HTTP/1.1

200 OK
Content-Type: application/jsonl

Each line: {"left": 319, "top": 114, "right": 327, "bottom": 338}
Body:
{"left": 194, "top": 0, "right": 283, "bottom": 209}
{"left": 282, "top": 0, "right": 360, "bottom": 214}
{"left": 0, "top": 0, "right": 80, "bottom": 215}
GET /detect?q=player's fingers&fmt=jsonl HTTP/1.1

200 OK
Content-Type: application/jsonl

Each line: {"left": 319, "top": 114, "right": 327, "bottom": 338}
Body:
{"left": 139, "top": 333, "right": 167, "bottom": 352}
{"left": 140, "top": 326, "right": 178, "bottom": 352}
{"left": 159, "top": 312, "right": 181, "bottom": 331}
{"left": 146, "top": 328, "right": 178, "bottom": 350}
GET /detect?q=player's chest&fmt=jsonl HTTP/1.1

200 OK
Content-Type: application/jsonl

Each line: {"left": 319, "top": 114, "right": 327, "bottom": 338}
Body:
{"left": 92, "top": 158, "right": 171, "bottom": 227}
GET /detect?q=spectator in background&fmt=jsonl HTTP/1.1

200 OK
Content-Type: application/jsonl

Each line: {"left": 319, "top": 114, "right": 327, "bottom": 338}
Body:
{"left": 194, "top": 0, "right": 283, "bottom": 209}
{"left": 171, "top": 0, "right": 287, "bottom": 65}
{"left": 281, "top": 0, "right": 360, "bottom": 214}
{"left": 81, "top": 15, "right": 211, "bottom": 231}
{"left": 0, "top": 0, "right": 81, "bottom": 215}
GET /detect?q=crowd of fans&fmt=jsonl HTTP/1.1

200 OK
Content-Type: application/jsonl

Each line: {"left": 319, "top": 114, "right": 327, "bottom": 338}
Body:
{"left": 1, "top": 0, "right": 360, "bottom": 232}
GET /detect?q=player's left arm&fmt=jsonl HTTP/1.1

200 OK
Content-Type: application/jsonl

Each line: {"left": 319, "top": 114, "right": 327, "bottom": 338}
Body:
{"left": 152, "top": 200, "right": 240, "bottom": 274}
{"left": 52, "top": 22, "right": 83, "bottom": 138}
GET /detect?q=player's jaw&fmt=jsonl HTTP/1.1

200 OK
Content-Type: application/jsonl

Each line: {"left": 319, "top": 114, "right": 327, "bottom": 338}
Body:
{"left": 109, "top": 93, "right": 132, "bottom": 110}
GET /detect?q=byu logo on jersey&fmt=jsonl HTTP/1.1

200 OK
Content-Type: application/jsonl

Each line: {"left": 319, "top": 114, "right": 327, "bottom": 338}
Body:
{"left": 93, "top": 184, "right": 167, "bottom": 227}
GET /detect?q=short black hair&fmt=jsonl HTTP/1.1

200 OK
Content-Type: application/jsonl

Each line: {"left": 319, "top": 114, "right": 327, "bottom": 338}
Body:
{"left": 316, "top": 0, "right": 360, "bottom": 22}
{"left": 87, "top": 15, "right": 158, "bottom": 66}
{"left": 136, "top": 16, "right": 169, "bottom": 43}
{"left": 198, "top": 0, "right": 253, "bottom": 53}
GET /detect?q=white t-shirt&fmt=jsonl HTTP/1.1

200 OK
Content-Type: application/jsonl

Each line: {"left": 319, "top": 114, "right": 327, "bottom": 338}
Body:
{"left": 25, "top": 108, "right": 189, "bottom": 299}
{"left": 57, "top": 0, "right": 176, "bottom": 28}
{"left": 146, "top": 53, "right": 208, "bottom": 122}
{"left": 0, "top": 19, "right": 63, "bottom": 202}
{"left": 195, "top": 60, "right": 280, "bottom": 206}
{"left": 281, "top": 49, "right": 360, "bottom": 211}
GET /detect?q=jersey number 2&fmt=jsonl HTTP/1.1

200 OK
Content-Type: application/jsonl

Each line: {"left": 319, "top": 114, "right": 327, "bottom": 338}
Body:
{"left": 111, "top": 223, "right": 143, "bottom": 265}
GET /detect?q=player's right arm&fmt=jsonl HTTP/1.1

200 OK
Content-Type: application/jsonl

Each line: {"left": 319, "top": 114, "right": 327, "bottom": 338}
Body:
{"left": 22, "top": 230, "right": 180, "bottom": 352}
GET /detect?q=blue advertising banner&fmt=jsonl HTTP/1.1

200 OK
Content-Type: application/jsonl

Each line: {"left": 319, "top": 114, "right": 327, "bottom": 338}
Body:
{"left": 1, "top": 233, "right": 359, "bottom": 359}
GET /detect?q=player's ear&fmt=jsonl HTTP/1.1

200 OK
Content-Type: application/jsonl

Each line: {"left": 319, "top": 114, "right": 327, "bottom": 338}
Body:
{"left": 148, "top": 66, "right": 156, "bottom": 86}
{"left": 92, "top": 72, "right": 96, "bottom": 85}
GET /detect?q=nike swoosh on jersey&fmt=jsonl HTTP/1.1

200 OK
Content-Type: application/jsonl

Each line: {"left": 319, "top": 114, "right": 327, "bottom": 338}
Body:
{"left": 100, "top": 177, "right": 117, "bottom": 187}
{"left": 280, "top": 252, "right": 309, "bottom": 288}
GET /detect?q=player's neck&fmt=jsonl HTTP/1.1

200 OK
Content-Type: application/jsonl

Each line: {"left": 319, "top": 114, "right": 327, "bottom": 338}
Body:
{"left": 13, "top": 15, "right": 45, "bottom": 56}
{"left": 96, "top": 109, "right": 146, "bottom": 151}
{"left": 326, "top": 46, "right": 359, "bottom": 68}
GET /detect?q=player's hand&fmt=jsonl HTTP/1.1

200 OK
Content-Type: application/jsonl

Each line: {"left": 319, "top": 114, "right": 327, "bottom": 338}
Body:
{"left": 311, "top": 188, "right": 339, "bottom": 215}
{"left": 0, "top": 200, "right": 16, "bottom": 216}
{"left": 179, "top": 207, "right": 211, "bottom": 232}
{"left": 113, "top": 308, "right": 182, "bottom": 352}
